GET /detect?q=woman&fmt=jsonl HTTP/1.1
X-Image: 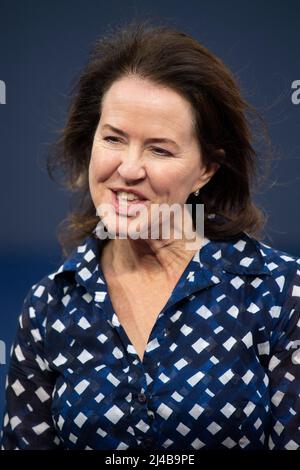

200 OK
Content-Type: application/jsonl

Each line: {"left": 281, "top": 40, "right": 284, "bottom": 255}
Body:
{"left": 1, "top": 21, "right": 299, "bottom": 450}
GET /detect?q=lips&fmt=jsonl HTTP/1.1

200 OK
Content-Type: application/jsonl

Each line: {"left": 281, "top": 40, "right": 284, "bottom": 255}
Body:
{"left": 110, "top": 187, "right": 148, "bottom": 201}
{"left": 110, "top": 189, "right": 149, "bottom": 217}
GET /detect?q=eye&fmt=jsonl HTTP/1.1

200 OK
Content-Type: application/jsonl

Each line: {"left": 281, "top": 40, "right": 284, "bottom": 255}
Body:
{"left": 151, "top": 147, "right": 173, "bottom": 157}
{"left": 102, "top": 137, "right": 173, "bottom": 156}
{"left": 103, "top": 136, "right": 121, "bottom": 143}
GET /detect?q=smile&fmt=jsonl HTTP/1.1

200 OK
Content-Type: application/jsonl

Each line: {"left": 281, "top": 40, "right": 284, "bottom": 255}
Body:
{"left": 111, "top": 189, "right": 149, "bottom": 216}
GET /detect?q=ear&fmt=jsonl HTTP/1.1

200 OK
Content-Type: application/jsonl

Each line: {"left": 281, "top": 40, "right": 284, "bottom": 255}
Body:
{"left": 202, "top": 161, "right": 220, "bottom": 180}
{"left": 192, "top": 149, "right": 224, "bottom": 193}
{"left": 192, "top": 161, "right": 220, "bottom": 191}
{"left": 199, "top": 149, "right": 224, "bottom": 184}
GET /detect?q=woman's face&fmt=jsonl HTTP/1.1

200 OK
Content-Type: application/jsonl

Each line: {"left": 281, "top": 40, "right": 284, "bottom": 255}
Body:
{"left": 89, "top": 75, "right": 219, "bottom": 239}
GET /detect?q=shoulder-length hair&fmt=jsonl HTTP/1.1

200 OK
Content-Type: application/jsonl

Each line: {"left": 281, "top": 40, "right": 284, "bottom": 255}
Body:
{"left": 47, "top": 20, "right": 271, "bottom": 256}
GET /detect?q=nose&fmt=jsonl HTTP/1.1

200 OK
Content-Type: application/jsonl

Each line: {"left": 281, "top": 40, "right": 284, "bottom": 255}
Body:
{"left": 117, "top": 146, "right": 146, "bottom": 181}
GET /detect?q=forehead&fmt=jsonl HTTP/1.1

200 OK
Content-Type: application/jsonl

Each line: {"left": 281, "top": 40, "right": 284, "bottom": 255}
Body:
{"left": 100, "top": 76, "right": 195, "bottom": 139}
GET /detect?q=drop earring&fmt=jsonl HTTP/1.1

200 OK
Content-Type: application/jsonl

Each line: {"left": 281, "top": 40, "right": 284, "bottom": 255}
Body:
{"left": 194, "top": 188, "right": 200, "bottom": 196}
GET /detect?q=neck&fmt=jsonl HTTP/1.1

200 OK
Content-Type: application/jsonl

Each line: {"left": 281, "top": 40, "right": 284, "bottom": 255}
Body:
{"left": 101, "top": 232, "right": 203, "bottom": 282}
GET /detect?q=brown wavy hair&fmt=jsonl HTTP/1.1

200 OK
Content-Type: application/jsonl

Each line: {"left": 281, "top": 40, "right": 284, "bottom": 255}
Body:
{"left": 47, "top": 19, "right": 271, "bottom": 257}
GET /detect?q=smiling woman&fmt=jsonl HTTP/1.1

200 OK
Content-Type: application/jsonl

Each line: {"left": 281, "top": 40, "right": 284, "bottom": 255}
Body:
{"left": 1, "top": 20, "right": 299, "bottom": 451}
{"left": 89, "top": 75, "right": 218, "bottom": 240}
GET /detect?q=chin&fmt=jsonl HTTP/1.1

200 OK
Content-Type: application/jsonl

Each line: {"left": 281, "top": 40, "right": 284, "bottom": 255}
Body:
{"left": 108, "top": 217, "right": 151, "bottom": 240}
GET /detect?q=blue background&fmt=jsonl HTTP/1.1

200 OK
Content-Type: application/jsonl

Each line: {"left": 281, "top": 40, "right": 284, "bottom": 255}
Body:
{"left": 0, "top": 0, "right": 299, "bottom": 417}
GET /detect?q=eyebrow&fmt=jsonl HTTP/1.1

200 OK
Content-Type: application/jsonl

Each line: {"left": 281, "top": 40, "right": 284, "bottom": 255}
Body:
{"left": 101, "top": 124, "right": 180, "bottom": 148}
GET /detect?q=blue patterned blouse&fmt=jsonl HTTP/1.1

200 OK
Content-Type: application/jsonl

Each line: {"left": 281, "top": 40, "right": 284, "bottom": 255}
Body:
{"left": 1, "top": 231, "right": 300, "bottom": 450}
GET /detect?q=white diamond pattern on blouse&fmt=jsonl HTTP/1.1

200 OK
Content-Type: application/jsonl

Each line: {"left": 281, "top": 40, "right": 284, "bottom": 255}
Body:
{"left": 78, "top": 317, "right": 91, "bottom": 330}
{"left": 242, "top": 370, "right": 254, "bottom": 384}
{"left": 223, "top": 337, "right": 237, "bottom": 351}
{"left": 187, "top": 371, "right": 205, "bottom": 386}
{"left": 52, "top": 319, "right": 65, "bottom": 333}
{"left": 75, "top": 379, "right": 90, "bottom": 395}
{"left": 135, "top": 420, "right": 150, "bottom": 433}
{"left": 78, "top": 268, "right": 92, "bottom": 281}
{"left": 174, "top": 358, "right": 188, "bottom": 370}
{"left": 33, "top": 285, "right": 45, "bottom": 298}
{"left": 32, "top": 422, "right": 50, "bottom": 435}
{"left": 292, "top": 285, "right": 300, "bottom": 297}
{"left": 218, "top": 369, "right": 234, "bottom": 385}
{"left": 74, "top": 412, "right": 88, "bottom": 428}
{"left": 104, "top": 405, "right": 124, "bottom": 424}
{"left": 156, "top": 403, "right": 173, "bottom": 420}
{"left": 234, "top": 240, "right": 246, "bottom": 251}
{"left": 84, "top": 249, "right": 96, "bottom": 262}
{"left": 189, "top": 404, "right": 204, "bottom": 419}
{"left": 196, "top": 305, "right": 213, "bottom": 319}
{"left": 11, "top": 380, "right": 25, "bottom": 396}
{"left": 240, "top": 257, "right": 253, "bottom": 267}
{"left": 191, "top": 338, "right": 209, "bottom": 354}
{"left": 14, "top": 345, "right": 25, "bottom": 362}
{"left": 227, "top": 305, "right": 239, "bottom": 318}
{"left": 176, "top": 422, "right": 190, "bottom": 436}
{"left": 207, "top": 422, "right": 221, "bottom": 435}
{"left": 77, "top": 349, "right": 94, "bottom": 364}
{"left": 171, "top": 391, "right": 184, "bottom": 402}
{"left": 221, "top": 403, "right": 236, "bottom": 418}
{"left": 222, "top": 437, "right": 236, "bottom": 448}
{"left": 53, "top": 353, "right": 68, "bottom": 367}
{"left": 230, "top": 276, "right": 244, "bottom": 289}
{"left": 247, "top": 302, "right": 260, "bottom": 314}
{"left": 35, "top": 386, "right": 50, "bottom": 402}
{"left": 191, "top": 438, "right": 205, "bottom": 449}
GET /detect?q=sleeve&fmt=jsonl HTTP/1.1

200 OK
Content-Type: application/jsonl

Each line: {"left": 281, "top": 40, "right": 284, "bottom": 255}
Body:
{"left": 267, "top": 263, "right": 300, "bottom": 450}
{"left": 0, "top": 285, "right": 63, "bottom": 449}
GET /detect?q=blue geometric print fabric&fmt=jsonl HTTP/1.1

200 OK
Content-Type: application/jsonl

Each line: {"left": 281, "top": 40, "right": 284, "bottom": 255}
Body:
{"left": 1, "top": 232, "right": 300, "bottom": 450}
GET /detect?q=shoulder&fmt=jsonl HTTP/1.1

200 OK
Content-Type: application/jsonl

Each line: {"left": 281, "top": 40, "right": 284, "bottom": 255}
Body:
{"left": 206, "top": 231, "right": 299, "bottom": 278}
{"left": 18, "top": 236, "right": 97, "bottom": 335}
{"left": 206, "top": 231, "right": 300, "bottom": 314}
{"left": 18, "top": 233, "right": 104, "bottom": 332}
{"left": 17, "top": 269, "right": 74, "bottom": 343}
{"left": 253, "top": 239, "right": 300, "bottom": 295}
{"left": 229, "top": 234, "right": 300, "bottom": 325}
{"left": 255, "top": 237, "right": 300, "bottom": 272}
{"left": 252, "top": 237, "right": 300, "bottom": 309}
{"left": 210, "top": 233, "right": 300, "bottom": 343}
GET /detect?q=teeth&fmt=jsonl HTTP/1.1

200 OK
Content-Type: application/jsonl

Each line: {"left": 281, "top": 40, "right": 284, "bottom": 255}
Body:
{"left": 116, "top": 191, "right": 140, "bottom": 201}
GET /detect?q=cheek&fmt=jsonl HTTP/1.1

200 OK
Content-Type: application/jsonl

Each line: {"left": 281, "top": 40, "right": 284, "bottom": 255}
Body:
{"left": 148, "top": 163, "right": 194, "bottom": 197}
{"left": 173, "top": 160, "right": 202, "bottom": 192}
{"left": 89, "top": 148, "right": 118, "bottom": 184}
